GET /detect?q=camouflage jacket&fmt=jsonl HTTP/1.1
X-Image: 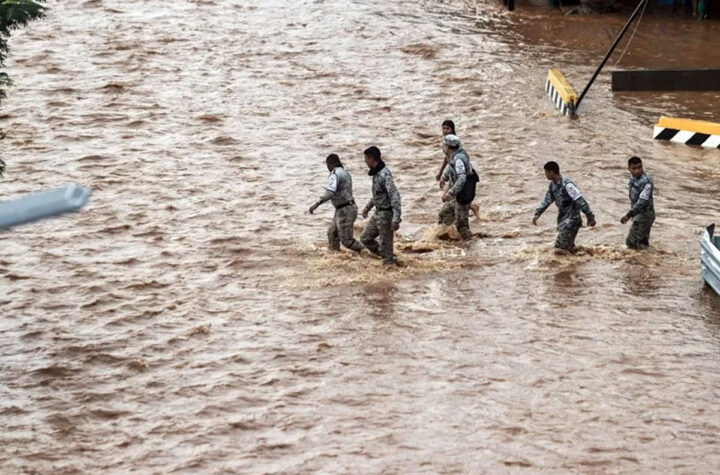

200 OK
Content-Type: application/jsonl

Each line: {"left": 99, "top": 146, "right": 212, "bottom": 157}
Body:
{"left": 627, "top": 172, "right": 654, "bottom": 220}
{"left": 535, "top": 176, "right": 595, "bottom": 225}
{"left": 363, "top": 162, "right": 401, "bottom": 224}
{"left": 446, "top": 149, "right": 474, "bottom": 197}
{"left": 315, "top": 166, "right": 355, "bottom": 209}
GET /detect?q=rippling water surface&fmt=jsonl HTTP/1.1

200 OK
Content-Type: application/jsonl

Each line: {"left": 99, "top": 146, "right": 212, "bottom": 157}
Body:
{"left": 2, "top": 0, "right": 720, "bottom": 472}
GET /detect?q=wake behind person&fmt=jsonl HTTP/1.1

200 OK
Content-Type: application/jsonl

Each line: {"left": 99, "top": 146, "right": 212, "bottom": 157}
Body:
{"left": 532, "top": 161, "right": 596, "bottom": 253}
{"left": 360, "top": 146, "right": 402, "bottom": 266}
{"left": 308, "top": 153, "right": 363, "bottom": 253}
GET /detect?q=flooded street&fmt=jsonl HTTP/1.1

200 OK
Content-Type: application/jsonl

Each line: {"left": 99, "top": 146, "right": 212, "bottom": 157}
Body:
{"left": 2, "top": 0, "right": 720, "bottom": 472}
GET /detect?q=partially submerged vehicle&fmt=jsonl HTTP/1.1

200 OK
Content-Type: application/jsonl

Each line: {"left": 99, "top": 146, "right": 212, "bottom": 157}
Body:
{"left": 701, "top": 224, "right": 720, "bottom": 295}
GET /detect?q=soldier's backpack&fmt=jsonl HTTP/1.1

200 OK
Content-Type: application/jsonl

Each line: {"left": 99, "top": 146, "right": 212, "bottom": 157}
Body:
{"left": 456, "top": 169, "right": 479, "bottom": 205}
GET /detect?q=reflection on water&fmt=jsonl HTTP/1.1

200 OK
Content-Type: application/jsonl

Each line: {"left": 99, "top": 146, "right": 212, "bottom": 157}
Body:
{"left": 1, "top": 0, "right": 719, "bottom": 472}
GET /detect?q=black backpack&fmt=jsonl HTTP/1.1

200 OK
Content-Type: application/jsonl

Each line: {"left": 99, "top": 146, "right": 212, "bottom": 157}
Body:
{"left": 456, "top": 169, "right": 479, "bottom": 205}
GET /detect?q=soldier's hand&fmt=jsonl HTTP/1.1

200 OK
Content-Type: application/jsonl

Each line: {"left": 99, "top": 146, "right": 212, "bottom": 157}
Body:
{"left": 588, "top": 219, "right": 597, "bottom": 227}
{"left": 532, "top": 216, "right": 538, "bottom": 226}
{"left": 435, "top": 172, "right": 442, "bottom": 182}
{"left": 442, "top": 192, "right": 451, "bottom": 202}
{"left": 392, "top": 221, "right": 400, "bottom": 231}
{"left": 620, "top": 214, "right": 629, "bottom": 224}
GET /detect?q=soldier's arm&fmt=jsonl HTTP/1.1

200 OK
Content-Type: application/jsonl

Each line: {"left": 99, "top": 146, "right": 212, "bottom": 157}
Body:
{"left": 447, "top": 159, "right": 467, "bottom": 196}
{"left": 534, "top": 189, "right": 552, "bottom": 218}
{"left": 577, "top": 196, "right": 595, "bottom": 222}
{"left": 309, "top": 175, "right": 336, "bottom": 213}
{"left": 313, "top": 174, "right": 337, "bottom": 207}
{"left": 385, "top": 174, "right": 402, "bottom": 224}
{"left": 627, "top": 182, "right": 652, "bottom": 217}
{"left": 362, "top": 200, "right": 374, "bottom": 217}
{"left": 565, "top": 182, "right": 595, "bottom": 222}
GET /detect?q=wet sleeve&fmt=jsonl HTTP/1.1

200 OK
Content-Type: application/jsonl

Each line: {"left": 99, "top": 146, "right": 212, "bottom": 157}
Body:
{"left": 628, "top": 183, "right": 652, "bottom": 217}
{"left": 447, "top": 159, "right": 467, "bottom": 196}
{"left": 363, "top": 199, "right": 374, "bottom": 216}
{"left": 576, "top": 196, "right": 595, "bottom": 221}
{"left": 385, "top": 174, "right": 402, "bottom": 223}
{"left": 565, "top": 182, "right": 595, "bottom": 221}
{"left": 535, "top": 189, "right": 552, "bottom": 217}
{"left": 315, "top": 174, "right": 337, "bottom": 205}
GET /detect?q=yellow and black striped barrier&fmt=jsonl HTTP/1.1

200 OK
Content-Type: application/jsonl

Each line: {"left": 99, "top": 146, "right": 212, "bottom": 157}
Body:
{"left": 545, "top": 69, "right": 577, "bottom": 116}
{"left": 653, "top": 117, "right": 720, "bottom": 149}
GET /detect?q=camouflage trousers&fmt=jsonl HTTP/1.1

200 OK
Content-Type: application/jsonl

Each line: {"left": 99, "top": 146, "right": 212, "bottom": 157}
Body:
{"left": 438, "top": 200, "right": 471, "bottom": 239}
{"left": 328, "top": 204, "right": 362, "bottom": 252}
{"left": 555, "top": 219, "right": 581, "bottom": 251}
{"left": 360, "top": 210, "right": 394, "bottom": 263}
{"left": 626, "top": 213, "right": 655, "bottom": 250}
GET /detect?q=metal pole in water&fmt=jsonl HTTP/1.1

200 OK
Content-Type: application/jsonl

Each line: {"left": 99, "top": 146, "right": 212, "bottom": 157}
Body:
{"left": 575, "top": 0, "right": 648, "bottom": 111}
{"left": 0, "top": 184, "right": 91, "bottom": 229}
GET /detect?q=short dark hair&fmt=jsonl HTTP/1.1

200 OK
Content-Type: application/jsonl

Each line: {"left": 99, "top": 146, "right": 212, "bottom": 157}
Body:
{"left": 442, "top": 119, "right": 455, "bottom": 134}
{"left": 326, "top": 153, "right": 342, "bottom": 168}
{"left": 628, "top": 156, "right": 642, "bottom": 167}
{"left": 364, "top": 146, "right": 381, "bottom": 162}
{"left": 544, "top": 161, "right": 560, "bottom": 174}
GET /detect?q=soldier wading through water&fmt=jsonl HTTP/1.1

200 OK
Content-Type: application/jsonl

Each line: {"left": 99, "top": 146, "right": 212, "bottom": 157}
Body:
{"left": 308, "top": 153, "right": 364, "bottom": 253}
{"left": 360, "top": 146, "right": 402, "bottom": 266}
{"left": 533, "top": 161, "right": 596, "bottom": 253}
{"left": 620, "top": 156, "right": 655, "bottom": 250}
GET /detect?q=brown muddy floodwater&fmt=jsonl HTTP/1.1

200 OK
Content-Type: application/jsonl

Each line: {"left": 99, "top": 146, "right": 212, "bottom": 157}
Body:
{"left": 1, "top": 0, "right": 720, "bottom": 472}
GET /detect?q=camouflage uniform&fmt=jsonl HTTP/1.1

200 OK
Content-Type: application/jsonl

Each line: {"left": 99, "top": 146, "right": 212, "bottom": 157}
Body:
{"left": 361, "top": 161, "right": 402, "bottom": 264}
{"left": 535, "top": 177, "right": 595, "bottom": 251}
{"left": 626, "top": 172, "right": 655, "bottom": 249}
{"left": 438, "top": 148, "right": 473, "bottom": 239}
{"left": 312, "top": 166, "right": 363, "bottom": 252}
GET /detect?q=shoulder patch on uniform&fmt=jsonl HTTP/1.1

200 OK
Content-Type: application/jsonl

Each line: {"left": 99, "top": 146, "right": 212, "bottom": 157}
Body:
{"left": 327, "top": 173, "right": 338, "bottom": 192}
{"left": 455, "top": 159, "right": 466, "bottom": 175}
{"left": 565, "top": 182, "right": 582, "bottom": 201}
{"left": 639, "top": 183, "right": 652, "bottom": 200}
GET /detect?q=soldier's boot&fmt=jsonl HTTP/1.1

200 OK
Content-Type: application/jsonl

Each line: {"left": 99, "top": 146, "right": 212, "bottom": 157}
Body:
{"left": 343, "top": 239, "right": 363, "bottom": 253}
{"left": 361, "top": 238, "right": 381, "bottom": 256}
{"left": 458, "top": 229, "right": 473, "bottom": 240}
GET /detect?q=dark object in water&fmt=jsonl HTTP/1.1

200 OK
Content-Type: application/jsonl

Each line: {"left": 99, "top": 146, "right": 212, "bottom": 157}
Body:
{"left": 701, "top": 224, "right": 720, "bottom": 296}
{"left": 612, "top": 69, "right": 720, "bottom": 91}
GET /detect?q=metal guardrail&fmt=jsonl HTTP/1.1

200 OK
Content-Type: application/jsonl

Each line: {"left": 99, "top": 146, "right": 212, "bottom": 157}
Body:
{"left": 0, "top": 184, "right": 91, "bottom": 229}
{"left": 701, "top": 224, "right": 720, "bottom": 296}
